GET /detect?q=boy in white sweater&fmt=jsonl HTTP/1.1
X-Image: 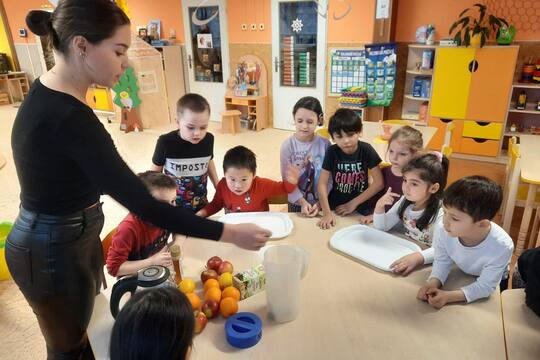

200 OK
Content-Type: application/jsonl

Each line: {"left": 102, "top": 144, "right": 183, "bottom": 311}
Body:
{"left": 417, "top": 176, "right": 514, "bottom": 309}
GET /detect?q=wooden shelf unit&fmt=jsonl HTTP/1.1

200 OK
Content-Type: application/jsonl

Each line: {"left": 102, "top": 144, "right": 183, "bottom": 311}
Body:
{"left": 401, "top": 44, "right": 437, "bottom": 123}
{"left": 502, "top": 82, "right": 540, "bottom": 151}
{"left": 0, "top": 71, "right": 29, "bottom": 103}
{"left": 224, "top": 95, "right": 268, "bottom": 131}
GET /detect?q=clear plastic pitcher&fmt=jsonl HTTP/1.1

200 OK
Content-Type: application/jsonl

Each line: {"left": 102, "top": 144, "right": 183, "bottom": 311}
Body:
{"left": 263, "top": 245, "right": 309, "bottom": 323}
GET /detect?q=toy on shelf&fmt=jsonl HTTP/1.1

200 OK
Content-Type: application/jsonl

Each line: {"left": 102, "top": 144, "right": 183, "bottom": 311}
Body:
{"left": 533, "top": 59, "right": 540, "bottom": 84}
{"left": 338, "top": 87, "right": 367, "bottom": 109}
{"left": 233, "top": 60, "right": 262, "bottom": 97}
{"left": 516, "top": 91, "right": 527, "bottom": 110}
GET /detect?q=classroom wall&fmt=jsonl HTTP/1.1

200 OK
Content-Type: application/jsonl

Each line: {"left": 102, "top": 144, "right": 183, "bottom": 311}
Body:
{"left": 0, "top": 4, "right": 15, "bottom": 69}
{"left": 128, "top": 0, "right": 184, "bottom": 43}
{"left": 2, "top": 0, "right": 49, "bottom": 44}
{"left": 395, "top": 0, "right": 540, "bottom": 42}
{"left": 327, "top": 0, "right": 375, "bottom": 43}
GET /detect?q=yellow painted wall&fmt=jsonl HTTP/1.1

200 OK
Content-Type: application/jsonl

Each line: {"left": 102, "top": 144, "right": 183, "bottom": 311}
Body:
{"left": 0, "top": 7, "right": 15, "bottom": 69}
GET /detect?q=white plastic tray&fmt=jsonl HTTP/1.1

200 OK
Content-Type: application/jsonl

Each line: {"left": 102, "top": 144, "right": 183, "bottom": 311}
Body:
{"left": 329, "top": 225, "right": 421, "bottom": 272}
{"left": 218, "top": 212, "right": 293, "bottom": 239}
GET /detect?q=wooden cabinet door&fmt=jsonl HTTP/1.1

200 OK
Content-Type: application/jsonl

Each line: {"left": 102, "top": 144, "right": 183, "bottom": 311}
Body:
{"left": 466, "top": 47, "right": 518, "bottom": 122}
{"left": 430, "top": 48, "right": 475, "bottom": 119}
{"left": 427, "top": 117, "right": 463, "bottom": 152}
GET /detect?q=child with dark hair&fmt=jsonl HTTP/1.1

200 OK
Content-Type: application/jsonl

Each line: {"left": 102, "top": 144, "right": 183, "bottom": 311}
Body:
{"left": 151, "top": 93, "right": 218, "bottom": 212}
{"left": 373, "top": 152, "right": 449, "bottom": 275}
{"left": 107, "top": 171, "right": 177, "bottom": 277}
{"left": 197, "top": 146, "right": 299, "bottom": 217}
{"left": 109, "top": 287, "right": 194, "bottom": 360}
{"left": 317, "top": 108, "right": 384, "bottom": 229}
{"left": 280, "top": 97, "right": 331, "bottom": 216}
{"left": 417, "top": 176, "right": 514, "bottom": 309}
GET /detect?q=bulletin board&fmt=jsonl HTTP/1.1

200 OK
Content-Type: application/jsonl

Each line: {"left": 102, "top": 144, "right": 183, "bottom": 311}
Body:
{"left": 328, "top": 48, "right": 366, "bottom": 96}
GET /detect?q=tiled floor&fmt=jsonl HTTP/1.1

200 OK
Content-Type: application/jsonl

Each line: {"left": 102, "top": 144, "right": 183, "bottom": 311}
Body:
{"left": 0, "top": 103, "right": 508, "bottom": 359}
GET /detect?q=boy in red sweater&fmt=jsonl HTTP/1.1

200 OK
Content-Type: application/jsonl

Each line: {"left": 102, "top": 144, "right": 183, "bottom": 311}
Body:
{"left": 197, "top": 146, "right": 299, "bottom": 217}
{"left": 106, "top": 171, "right": 178, "bottom": 277}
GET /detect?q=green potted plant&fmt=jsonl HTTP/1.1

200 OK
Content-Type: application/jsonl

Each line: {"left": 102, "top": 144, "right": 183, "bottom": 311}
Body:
{"left": 449, "top": 3, "right": 510, "bottom": 47}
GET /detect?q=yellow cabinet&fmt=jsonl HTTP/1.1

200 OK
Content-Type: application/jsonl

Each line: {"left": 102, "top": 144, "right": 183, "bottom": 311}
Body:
{"left": 466, "top": 47, "right": 518, "bottom": 122}
{"left": 86, "top": 86, "right": 113, "bottom": 112}
{"left": 462, "top": 121, "right": 502, "bottom": 140}
{"left": 431, "top": 47, "right": 517, "bottom": 122}
{"left": 430, "top": 48, "right": 475, "bottom": 119}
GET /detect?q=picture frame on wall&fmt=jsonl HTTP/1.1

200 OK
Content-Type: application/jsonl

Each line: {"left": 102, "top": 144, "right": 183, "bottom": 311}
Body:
{"left": 147, "top": 20, "right": 161, "bottom": 40}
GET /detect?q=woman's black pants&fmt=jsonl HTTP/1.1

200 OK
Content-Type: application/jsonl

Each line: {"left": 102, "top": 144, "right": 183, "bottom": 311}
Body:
{"left": 6, "top": 204, "right": 105, "bottom": 359}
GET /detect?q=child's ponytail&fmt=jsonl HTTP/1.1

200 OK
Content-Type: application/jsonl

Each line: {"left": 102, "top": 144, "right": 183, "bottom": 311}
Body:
{"left": 398, "top": 152, "right": 448, "bottom": 230}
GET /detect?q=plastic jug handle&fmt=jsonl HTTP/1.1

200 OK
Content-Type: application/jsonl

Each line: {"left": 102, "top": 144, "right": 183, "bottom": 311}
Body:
{"left": 298, "top": 247, "right": 309, "bottom": 279}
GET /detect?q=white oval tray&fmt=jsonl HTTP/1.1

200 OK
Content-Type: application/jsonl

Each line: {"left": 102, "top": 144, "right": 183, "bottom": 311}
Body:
{"left": 218, "top": 212, "right": 293, "bottom": 239}
{"left": 329, "top": 225, "right": 421, "bottom": 272}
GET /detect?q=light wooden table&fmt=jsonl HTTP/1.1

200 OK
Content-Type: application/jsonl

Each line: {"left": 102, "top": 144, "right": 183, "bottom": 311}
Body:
{"left": 515, "top": 135, "right": 540, "bottom": 256}
{"left": 88, "top": 214, "right": 505, "bottom": 360}
{"left": 359, "top": 122, "right": 436, "bottom": 160}
{"left": 501, "top": 289, "right": 540, "bottom": 360}
{"left": 0, "top": 153, "right": 5, "bottom": 170}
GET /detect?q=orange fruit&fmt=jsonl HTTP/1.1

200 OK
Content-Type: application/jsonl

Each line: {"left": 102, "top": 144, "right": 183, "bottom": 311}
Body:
{"left": 219, "top": 297, "right": 238, "bottom": 318}
{"left": 179, "top": 279, "right": 195, "bottom": 294}
{"left": 221, "top": 286, "right": 241, "bottom": 301}
{"left": 186, "top": 293, "right": 202, "bottom": 311}
{"left": 204, "top": 287, "right": 222, "bottom": 303}
{"left": 203, "top": 278, "right": 220, "bottom": 293}
{"left": 218, "top": 272, "right": 233, "bottom": 289}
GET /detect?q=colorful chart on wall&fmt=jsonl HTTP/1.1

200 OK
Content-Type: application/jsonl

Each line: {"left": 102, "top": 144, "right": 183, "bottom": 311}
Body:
{"left": 364, "top": 43, "right": 396, "bottom": 107}
{"left": 329, "top": 49, "right": 366, "bottom": 95}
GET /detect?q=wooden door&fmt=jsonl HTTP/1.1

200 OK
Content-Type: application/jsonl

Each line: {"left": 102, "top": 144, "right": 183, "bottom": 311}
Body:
{"left": 430, "top": 48, "right": 475, "bottom": 120}
{"left": 466, "top": 47, "right": 518, "bottom": 122}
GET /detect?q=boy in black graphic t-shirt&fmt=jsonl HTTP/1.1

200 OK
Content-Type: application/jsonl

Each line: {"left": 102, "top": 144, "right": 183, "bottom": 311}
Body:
{"left": 152, "top": 93, "right": 219, "bottom": 212}
{"left": 317, "top": 109, "right": 384, "bottom": 229}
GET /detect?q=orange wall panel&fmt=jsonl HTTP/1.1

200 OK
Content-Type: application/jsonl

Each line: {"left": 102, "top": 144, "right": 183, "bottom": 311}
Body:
{"left": 396, "top": 0, "right": 540, "bottom": 42}
{"left": 3, "top": 0, "right": 50, "bottom": 43}
{"left": 228, "top": 0, "right": 271, "bottom": 44}
{"left": 128, "top": 0, "right": 184, "bottom": 43}
{"left": 327, "top": 0, "right": 375, "bottom": 43}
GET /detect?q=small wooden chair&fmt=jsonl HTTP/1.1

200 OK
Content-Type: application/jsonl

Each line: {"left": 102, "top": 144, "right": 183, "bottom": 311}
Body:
{"left": 383, "top": 119, "right": 414, "bottom": 126}
{"left": 101, "top": 227, "right": 117, "bottom": 289}
{"left": 441, "top": 122, "right": 455, "bottom": 158}
{"left": 316, "top": 127, "right": 330, "bottom": 140}
{"left": 221, "top": 110, "right": 242, "bottom": 134}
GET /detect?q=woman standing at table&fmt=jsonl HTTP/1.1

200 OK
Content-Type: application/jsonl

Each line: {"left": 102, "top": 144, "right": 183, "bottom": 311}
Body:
{"left": 6, "top": 1, "right": 270, "bottom": 359}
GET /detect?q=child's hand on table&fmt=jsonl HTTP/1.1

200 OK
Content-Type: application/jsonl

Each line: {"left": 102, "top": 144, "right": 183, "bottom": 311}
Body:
{"left": 390, "top": 252, "right": 424, "bottom": 276}
{"left": 425, "top": 288, "right": 450, "bottom": 309}
{"left": 299, "top": 199, "right": 319, "bottom": 218}
{"left": 148, "top": 246, "right": 173, "bottom": 267}
{"left": 417, "top": 278, "right": 442, "bottom": 301}
{"left": 374, "top": 187, "right": 400, "bottom": 214}
{"left": 358, "top": 214, "right": 373, "bottom": 224}
{"left": 317, "top": 212, "right": 336, "bottom": 229}
{"left": 335, "top": 200, "right": 357, "bottom": 216}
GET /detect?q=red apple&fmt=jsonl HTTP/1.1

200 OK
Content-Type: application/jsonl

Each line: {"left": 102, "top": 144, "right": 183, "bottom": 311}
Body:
{"left": 200, "top": 269, "right": 219, "bottom": 284}
{"left": 202, "top": 299, "right": 219, "bottom": 319}
{"left": 206, "top": 256, "right": 223, "bottom": 272}
{"left": 217, "top": 260, "right": 234, "bottom": 275}
{"left": 194, "top": 311, "right": 208, "bottom": 334}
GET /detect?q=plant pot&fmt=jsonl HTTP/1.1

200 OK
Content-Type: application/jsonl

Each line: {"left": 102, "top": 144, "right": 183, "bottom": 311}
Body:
{"left": 497, "top": 25, "right": 516, "bottom": 45}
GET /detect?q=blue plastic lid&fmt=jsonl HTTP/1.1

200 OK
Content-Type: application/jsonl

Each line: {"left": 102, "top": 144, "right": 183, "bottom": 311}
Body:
{"left": 225, "top": 312, "right": 262, "bottom": 349}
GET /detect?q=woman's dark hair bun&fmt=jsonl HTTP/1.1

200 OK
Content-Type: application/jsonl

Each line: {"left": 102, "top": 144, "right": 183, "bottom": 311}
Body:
{"left": 26, "top": 10, "right": 52, "bottom": 36}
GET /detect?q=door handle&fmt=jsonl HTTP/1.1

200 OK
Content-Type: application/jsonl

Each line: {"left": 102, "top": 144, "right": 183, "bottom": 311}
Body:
{"left": 188, "top": 55, "right": 192, "bottom": 69}
{"left": 468, "top": 60, "right": 479, "bottom": 73}
{"left": 274, "top": 57, "right": 280, "bottom": 72}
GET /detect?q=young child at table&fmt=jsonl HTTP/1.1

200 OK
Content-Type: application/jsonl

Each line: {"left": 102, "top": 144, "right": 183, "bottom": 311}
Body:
{"left": 280, "top": 96, "right": 331, "bottom": 216}
{"left": 417, "top": 176, "right": 514, "bottom": 309}
{"left": 317, "top": 108, "right": 384, "bottom": 229}
{"left": 359, "top": 125, "right": 423, "bottom": 224}
{"left": 106, "top": 171, "right": 176, "bottom": 277}
{"left": 373, "top": 152, "right": 448, "bottom": 275}
{"left": 197, "top": 146, "right": 299, "bottom": 217}
{"left": 110, "top": 287, "right": 194, "bottom": 360}
{"left": 151, "top": 93, "right": 218, "bottom": 212}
